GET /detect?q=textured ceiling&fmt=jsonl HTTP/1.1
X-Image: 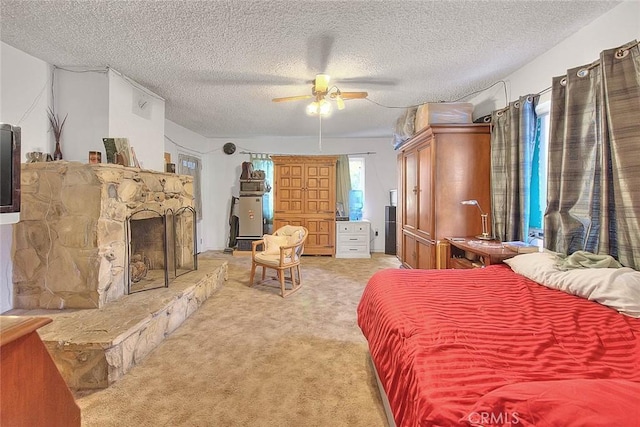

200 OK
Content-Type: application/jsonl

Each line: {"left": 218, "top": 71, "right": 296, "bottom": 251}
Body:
{"left": 0, "top": 1, "right": 620, "bottom": 139}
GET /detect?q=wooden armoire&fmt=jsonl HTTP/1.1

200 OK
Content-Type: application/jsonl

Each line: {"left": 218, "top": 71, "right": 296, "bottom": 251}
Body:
{"left": 397, "top": 124, "right": 491, "bottom": 269}
{"left": 272, "top": 155, "right": 338, "bottom": 256}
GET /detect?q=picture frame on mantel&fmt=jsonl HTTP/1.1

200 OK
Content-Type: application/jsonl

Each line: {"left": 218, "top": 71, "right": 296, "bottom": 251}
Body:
{"left": 103, "top": 137, "right": 135, "bottom": 167}
{"left": 102, "top": 138, "right": 117, "bottom": 164}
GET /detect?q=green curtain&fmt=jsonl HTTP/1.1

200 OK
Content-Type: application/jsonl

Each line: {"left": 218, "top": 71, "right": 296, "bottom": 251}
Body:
{"left": 251, "top": 154, "right": 274, "bottom": 231}
{"left": 335, "top": 155, "right": 352, "bottom": 217}
{"left": 545, "top": 40, "right": 640, "bottom": 269}
{"left": 490, "top": 94, "right": 539, "bottom": 242}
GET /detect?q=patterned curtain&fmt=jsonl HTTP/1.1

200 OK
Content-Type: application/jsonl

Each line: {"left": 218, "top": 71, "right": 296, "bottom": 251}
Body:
{"left": 251, "top": 154, "right": 274, "bottom": 231}
{"left": 177, "top": 153, "right": 202, "bottom": 220}
{"left": 336, "top": 155, "right": 352, "bottom": 217}
{"left": 545, "top": 40, "right": 640, "bottom": 269}
{"left": 490, "top": 94, "right": 539, "bottom": 242}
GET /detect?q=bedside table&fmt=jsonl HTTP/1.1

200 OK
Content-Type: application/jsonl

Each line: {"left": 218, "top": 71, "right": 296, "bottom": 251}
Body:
{"left": 336, "top": 221, "right": 371, "bottom": 258}
{"left": 446, "top": 237, "right": 518, "bottom": 269}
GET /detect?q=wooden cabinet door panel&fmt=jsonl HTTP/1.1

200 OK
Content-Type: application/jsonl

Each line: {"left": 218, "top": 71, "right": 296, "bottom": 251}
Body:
{"left": 404, "top": 151, "right": 418, "bottom": 230}
{"left": 417, "top": 239, "right": 435, "bottom": 269}
{"left": 306, "top": 164, "right": 334, "bottom": 214}
{"left": 397, "top": 153, "right": 403, "bottom": 261}
{"left": 403, "top": 233, "right": 417, "bottom": 269}
{"left": 273, "top": 218, "right": 304, "bottom": 234}
{"left": 306, "top": 219, "right": 332, "bottom": 245}
{"left": 275, "top": 164, "right": 304, "bottom": 214}
{"left": 417, "top": 143, "right": 433, "bottom": 237}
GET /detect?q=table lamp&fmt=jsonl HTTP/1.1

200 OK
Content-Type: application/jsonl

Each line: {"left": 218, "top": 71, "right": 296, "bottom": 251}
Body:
{"left": 461, "top": 200, "right": 491, "bottom": 240}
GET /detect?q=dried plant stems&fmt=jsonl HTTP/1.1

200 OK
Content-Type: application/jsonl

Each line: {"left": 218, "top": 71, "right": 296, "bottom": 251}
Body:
{"left": 47, "top": 107, "right": 68, "bottom": 143}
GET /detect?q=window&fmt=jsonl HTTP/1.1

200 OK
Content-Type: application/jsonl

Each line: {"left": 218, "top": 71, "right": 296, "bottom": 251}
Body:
{"left": 177, "top": 153, "right": 202, "bottom": 220}
{"left": 349, "top": 157, "right": 365, "bottom": 195}
{"left": 529, "top": 101, "right": 550, "bottom": 242}
{"left": 349, "top": 157, "right": 365, "bottom": 220}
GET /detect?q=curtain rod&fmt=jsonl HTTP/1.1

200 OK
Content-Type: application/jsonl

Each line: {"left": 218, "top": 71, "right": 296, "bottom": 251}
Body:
{"left": 240, "top": 151, "right": 376, "bottom": 156}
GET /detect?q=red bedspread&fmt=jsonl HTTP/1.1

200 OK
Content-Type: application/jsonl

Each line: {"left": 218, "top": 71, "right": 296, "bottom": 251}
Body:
{"left": 357, "top": 265, "right": 640, "bottom": 427}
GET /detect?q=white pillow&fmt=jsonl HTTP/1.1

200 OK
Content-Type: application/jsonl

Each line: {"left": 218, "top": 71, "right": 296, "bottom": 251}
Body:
{"left": 262, "top": 234, "right": 289, "bottom": 255}
{"left": 504, "top": 252, "right": 640, "bottom": 318}
{"left": 503, "top": 251, "right": 559, "bottom": 284}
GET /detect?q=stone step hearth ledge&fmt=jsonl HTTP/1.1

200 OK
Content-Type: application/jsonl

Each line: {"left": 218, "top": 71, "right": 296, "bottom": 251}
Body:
{"left": 4, "top": 259, "right": 227, "bottom": 390}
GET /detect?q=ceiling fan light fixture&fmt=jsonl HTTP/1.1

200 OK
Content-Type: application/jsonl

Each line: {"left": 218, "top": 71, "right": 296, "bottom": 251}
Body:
{"left": 306, "top": 101, "right": 320, "bottom": 116}
{"left": 318, "top": 99, "right": 332, "bottom": 116}
{"left": 306, "top": 99, "right": 332, "bottom": 117}
{"left": 314, "top": 74, "right": 330, "bottom": 93}
{"left": 336, "top": 94, "right": 345, "bottom": 110}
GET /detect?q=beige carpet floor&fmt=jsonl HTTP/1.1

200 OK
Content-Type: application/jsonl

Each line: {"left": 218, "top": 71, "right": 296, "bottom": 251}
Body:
{"left": 76, "top": 251, "right": 400, "bottom": 426}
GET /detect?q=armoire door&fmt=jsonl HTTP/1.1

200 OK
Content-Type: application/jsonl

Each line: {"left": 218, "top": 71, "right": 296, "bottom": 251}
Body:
{"left": 403, "top": 232, "right": 417, "bottom": 268}
{"left": 403, "top": 150, "right": 418, "bottom": 230}
{"left": 274, "top": 163, "right": 304, "bottom": 215}
{"left": 416, "top": 239, "right": 435, "bottom": 269}
{"left": 304, "top": 162, "right": 335, "bottom": 215}
{"left": 417, "top": 142, "right": 433, "bottom": 238}
{"left": 305, "top": 218, "right": 335, "bottom": 255}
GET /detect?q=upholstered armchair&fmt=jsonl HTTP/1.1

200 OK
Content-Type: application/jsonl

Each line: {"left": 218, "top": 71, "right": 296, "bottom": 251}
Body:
{"left": 250, "top": 225, "right": 308, "bottom": 297}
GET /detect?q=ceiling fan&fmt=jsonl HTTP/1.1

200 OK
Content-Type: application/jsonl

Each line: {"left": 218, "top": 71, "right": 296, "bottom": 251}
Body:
{"left": 272, "top": 74, "right": 368, "bottom": 116}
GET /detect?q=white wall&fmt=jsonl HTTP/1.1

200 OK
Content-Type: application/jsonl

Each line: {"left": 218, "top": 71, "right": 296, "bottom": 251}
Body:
{"left": 202, "top": 137, "right": 396, "bottom": 253}
{"left": 55, "top": 68, "right": 109, "bottom": 162}
{"left": 108, "top": 70, "right": 165, "bottom": 171}
{"left": 0, "top": 42, "right": 52, "bottom": 154}
{"left": 0, "top": 42, "right": 53, "bottom": 313}
{"left": 470, "top": 1, "right": 640, "bottom": 117}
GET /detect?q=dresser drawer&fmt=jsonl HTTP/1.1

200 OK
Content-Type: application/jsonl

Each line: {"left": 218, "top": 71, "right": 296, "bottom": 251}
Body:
{"left": 338, "top": 234, "right": 368, "bottom": 244}
{"left": 336, "top": 245, "right": 370, "bottom": 257}
{"left": 337, "top": 222, "right": 369, "bottom": 234}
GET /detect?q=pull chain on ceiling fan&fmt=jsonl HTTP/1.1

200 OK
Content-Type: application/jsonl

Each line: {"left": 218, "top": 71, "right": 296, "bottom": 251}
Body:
{"left": 272, "top": 74, "right": 368, "bottom": 117}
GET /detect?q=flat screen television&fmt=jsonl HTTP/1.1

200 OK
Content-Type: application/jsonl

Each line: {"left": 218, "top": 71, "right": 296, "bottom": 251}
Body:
{"left": 0, "top": 123, "right": 21, "bottom": 217}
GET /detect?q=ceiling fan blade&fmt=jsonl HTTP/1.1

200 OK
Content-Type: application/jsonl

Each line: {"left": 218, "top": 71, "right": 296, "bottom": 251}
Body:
{"left": 338, "top": 91, "right": 368, "bottom": 99}
{"left": 272, "top": 95, "right": 313, "bottom": 103}
{"left": 338, "top": 77, "right": 398, "bottom": 87}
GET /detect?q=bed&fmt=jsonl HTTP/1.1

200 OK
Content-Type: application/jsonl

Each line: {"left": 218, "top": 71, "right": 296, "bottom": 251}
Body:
{"left": 357, "top": 252, "right": 640, "bottom": 427}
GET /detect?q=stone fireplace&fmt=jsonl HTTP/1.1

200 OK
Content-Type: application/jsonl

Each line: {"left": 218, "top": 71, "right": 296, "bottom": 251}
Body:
{"left": 12, "top": 161, "right": 196, "bottom": 309}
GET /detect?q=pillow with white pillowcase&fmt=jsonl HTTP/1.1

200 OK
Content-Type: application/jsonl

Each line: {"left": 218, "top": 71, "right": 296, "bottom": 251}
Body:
{"left": 504, "top": 251, "right": 640, "bottom": 318}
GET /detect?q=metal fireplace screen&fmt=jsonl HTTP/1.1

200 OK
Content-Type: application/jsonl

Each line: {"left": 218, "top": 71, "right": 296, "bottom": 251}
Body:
{"left": 126, "top": 207, "right": 197, "bottom": 294}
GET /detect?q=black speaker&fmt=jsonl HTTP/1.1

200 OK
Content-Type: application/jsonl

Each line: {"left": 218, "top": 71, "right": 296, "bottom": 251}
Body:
{"left": 384, "top": 206, "right": 397, "bottom": 255}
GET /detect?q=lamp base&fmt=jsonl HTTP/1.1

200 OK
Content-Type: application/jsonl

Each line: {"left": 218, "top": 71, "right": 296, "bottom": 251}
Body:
{"left": 475, "top": 234, "right": 493, "bottom": 240}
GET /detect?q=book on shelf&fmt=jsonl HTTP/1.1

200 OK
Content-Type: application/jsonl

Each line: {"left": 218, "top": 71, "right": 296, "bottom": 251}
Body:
{"left": 503, "top": 241, "right": 539, "bottom": 253}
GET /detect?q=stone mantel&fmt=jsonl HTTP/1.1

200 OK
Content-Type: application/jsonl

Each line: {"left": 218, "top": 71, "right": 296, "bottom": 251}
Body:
{"left": 12, "top": 161, "right": 194, "bottom": 310}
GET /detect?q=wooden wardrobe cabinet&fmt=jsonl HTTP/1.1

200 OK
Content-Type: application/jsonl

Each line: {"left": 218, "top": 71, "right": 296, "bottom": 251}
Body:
{"left": 398, "top": 124, "right": 491, "bottom": 269}
{"left": 272, "top": 155, "right": 338, "bottom": 256}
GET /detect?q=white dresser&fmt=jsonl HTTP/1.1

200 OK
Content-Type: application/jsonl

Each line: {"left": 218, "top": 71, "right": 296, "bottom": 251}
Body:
{"left": 335, "top": 221, "right": 371, "bottom": 258}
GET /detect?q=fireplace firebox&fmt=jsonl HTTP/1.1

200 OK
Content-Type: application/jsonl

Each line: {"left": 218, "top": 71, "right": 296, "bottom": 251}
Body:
{"left": 126, "top": 206, "right": 197, "bottom": 293}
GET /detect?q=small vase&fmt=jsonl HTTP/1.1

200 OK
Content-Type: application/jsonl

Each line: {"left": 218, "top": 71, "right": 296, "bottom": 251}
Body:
{"left": 53, "top": 142, "right": 63, "bottom": 160}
